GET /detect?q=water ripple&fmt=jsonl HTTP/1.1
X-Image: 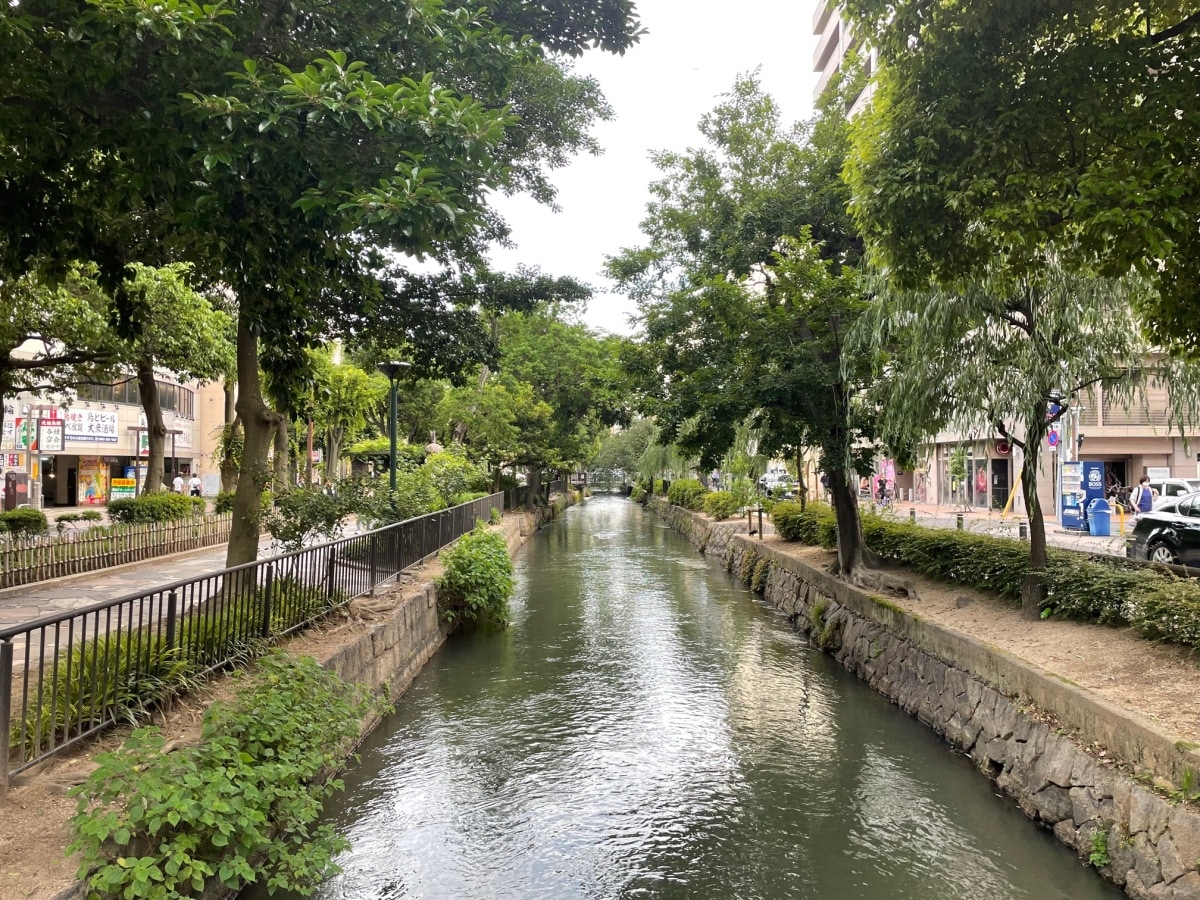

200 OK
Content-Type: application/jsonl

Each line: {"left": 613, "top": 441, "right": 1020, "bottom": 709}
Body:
{"left": 244, "top": 498, "right": 1120, "bottom": 900}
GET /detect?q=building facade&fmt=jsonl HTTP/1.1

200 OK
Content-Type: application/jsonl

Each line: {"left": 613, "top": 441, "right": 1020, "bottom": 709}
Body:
{"left": 812, "top": 1, "right": 875, "bottom": 115}
{"left": 1, "top": 370, "right": 210, "bottom": 508}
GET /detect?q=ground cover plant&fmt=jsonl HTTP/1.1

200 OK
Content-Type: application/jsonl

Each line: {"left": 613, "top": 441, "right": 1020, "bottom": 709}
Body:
{"left": 68, "top": 653, "right": 371, "bottom": 898}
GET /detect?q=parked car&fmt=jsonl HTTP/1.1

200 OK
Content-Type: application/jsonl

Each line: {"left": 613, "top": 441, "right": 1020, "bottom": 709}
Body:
{"left": 757, "top": 471, "right": 793, "bottom": 496}
{"left": 1149, "top": 477, "right": 1200, "bottom": 504}
{"left": 1126, "top": 490, "right": 1200, "bottom": 564}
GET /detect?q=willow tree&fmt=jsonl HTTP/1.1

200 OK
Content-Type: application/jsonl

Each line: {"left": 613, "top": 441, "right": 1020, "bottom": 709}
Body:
{"left": 859, "top": 257, "right": 1200, "bottom": 618}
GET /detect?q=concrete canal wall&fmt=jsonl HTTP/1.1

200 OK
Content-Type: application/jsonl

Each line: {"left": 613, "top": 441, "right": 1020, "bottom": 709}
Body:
{"left": 649, "top": 498, "right": 1200, "bottom": 900}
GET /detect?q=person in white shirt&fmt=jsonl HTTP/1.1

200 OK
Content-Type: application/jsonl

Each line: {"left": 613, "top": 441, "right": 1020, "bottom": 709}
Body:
{"left": 188, "top": 475, "right": 202, "bottom": 497}
{"left": 172, "top": 473, "right": 184, "bottom": 494}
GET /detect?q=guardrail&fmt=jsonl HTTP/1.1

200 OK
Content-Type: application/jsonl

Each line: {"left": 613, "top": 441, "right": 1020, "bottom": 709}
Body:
{"left": 0, "top": 514, "right": 234, "bottom": 590}
{"left": 0, "top": 492, "right": 504, "bottom": 790}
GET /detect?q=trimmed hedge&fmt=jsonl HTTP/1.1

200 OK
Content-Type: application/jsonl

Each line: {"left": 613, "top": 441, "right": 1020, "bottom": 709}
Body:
{"left": 667, "top": 478, "right": 706, "bottom": 511}
{"left": 0, "top": 507, "right": 49, "bottom": 537}
{"left": 770, "top": 501, "right": 1200, "bottom": 650}
{"left": 703, "top": 491, "right": 740, "bottom": 521}
{"left": 108, "top": 492, "right": 205, "bottom": 524}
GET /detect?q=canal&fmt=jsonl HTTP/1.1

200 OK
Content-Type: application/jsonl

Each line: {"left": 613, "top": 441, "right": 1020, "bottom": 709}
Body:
{"left": 250, "top": 496, "right": 1120, "bottom": 899}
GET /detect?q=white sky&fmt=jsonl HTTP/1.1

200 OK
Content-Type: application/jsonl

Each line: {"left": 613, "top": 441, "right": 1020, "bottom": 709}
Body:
{"left": 486, "top": 0, "right": 820, "bottom": 337}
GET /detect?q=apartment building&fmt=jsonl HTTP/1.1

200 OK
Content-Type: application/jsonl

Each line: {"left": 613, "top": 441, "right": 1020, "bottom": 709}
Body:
{"left": 812, "top": 1, "right": 875, "bottom": 115}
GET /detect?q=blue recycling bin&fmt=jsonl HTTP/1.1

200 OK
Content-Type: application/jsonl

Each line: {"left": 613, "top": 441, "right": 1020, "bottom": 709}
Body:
{"left": 1087, "top": 498, "right": 1111, "bottom": 537}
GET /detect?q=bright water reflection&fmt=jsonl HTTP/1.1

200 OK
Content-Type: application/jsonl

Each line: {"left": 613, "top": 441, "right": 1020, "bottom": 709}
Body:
{"left": 246, "top": 496, "right": 1120, "bottom": 900}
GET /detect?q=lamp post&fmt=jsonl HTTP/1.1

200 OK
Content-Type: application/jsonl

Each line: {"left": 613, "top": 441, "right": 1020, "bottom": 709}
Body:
{"left": 375, "top": 361, "right": 410, "bottom": 493}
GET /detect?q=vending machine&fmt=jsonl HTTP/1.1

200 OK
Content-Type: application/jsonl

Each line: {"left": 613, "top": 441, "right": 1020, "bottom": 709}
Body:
{"left": 1059, "top": 461, "right": 1086, "bottom": 531}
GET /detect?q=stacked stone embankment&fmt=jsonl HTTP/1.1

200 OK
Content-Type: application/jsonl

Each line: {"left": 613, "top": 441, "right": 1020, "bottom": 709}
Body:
{"left": 648, "top": 497, "right": 1200, "bottom": 899}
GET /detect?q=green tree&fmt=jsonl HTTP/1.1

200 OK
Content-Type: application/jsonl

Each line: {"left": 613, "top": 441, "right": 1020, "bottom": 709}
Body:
{"left": 497, "top": 309, "right": 631, "bottom": 481}
{"left": 609, "top": 75, "right": 885, "bottom": 576}
{"left": 118, "top": 264, "right": 234, "bottom": 494}
{"left": 0, "top": 268, "right": 118, "bottom": 437}
{"left": 592, "top": 418, "right": 657, "bottom": 480}
{"left": 0, "top": 0, "right": 641, "bottom": 565}
{"left": 841, "top": 0, "right": 1200, "bottom": 349}
{"left": 307, "top": 352, "right": 387, "bottom": 482}
{"left": 858, "top": 256, "right": 1200, "bottom": 618}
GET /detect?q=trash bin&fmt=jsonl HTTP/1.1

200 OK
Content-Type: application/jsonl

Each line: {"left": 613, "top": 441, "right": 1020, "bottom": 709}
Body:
{"left": 1088, "top": 498, "right": 1112, "bottom": 537}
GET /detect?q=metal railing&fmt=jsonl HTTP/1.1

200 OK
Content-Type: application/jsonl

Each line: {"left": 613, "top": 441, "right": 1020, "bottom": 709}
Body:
{"left": 0, "top": 492, "right": 504, "bottom": 789}
{"left": 0, "top": 514, "right": 234, "bottom": 590}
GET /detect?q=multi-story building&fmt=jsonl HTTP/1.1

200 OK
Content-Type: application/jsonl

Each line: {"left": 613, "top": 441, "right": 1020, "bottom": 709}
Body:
{"left": 0, "top": 361, "right": 225, "bottom": 508}
{"left": 812, "top": 1, "right": 875, "bottom": 116}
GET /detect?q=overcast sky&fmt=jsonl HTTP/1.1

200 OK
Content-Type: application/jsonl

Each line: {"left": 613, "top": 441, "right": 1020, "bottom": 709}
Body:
{"left": 486, "top": 1, "right": 820, "bottom": 336}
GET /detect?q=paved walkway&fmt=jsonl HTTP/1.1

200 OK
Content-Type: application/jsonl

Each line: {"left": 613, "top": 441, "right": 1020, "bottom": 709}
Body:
{"left": 0, "top": 544, "right": 243, "bottom": 632}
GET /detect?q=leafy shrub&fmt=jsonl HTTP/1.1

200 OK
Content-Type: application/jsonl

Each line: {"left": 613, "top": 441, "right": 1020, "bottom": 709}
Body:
{"left": 489, "top": 506, "right": 502, "bottom": 524}
{"left": 352, "top": 469, "right": 444, "bottom": 528}
{"left": 0, "top": 507, "right": 49, "bottom": 537}
{"left": 451, "top": 490, "right": 489, "bottom": 506}
{"left": 423, "top": 449, "right": 487, "bottom": 507}
{"left": 667, "top": 478, "right": 707, "bottom": 510}
{"left": 107, "top": 492, "right": 201, "bottom": 524}
{"left": 436, "top": 524, "right": 514, "bottom": 628}
{"left": 1128, "top": 579, "right": 1200, "bottom": 647}
{"left": 771, "top": 501, "right": 837, "bottom": 547}
{"left": 69, "top": 653, "right": 369, "bottom": 899}
{"left": 703, "top": 491, "right": 740, "bottom": 520}
{"left": 630, "top": 485, "right": 648, "bottom": 504}
{"left": 264, "top": 487, "right": 351, "bottom": 552}
{"left": 214, "top": 491, "right": 236, "bottom": 514}
{"left": 653, "top": 478, "right": 665, "bottom": 496}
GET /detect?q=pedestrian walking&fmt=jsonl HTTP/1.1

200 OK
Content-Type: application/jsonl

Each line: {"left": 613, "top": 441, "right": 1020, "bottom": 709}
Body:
{"left": 1131, "top": 476, "right": 1153, "bottom": 516}
{"left": 188, "top": 474, "right": 202, "bottom": 498}
{"left": 172, "top": 473, "right": 184, "bottom": 494}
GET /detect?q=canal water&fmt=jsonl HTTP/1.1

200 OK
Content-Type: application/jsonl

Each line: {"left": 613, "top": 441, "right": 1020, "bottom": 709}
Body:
{"left": 249, "top": 496, "right": 1120, "bottom": 899}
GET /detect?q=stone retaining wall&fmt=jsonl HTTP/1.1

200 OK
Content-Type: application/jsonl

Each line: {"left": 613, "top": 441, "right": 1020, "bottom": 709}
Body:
{"left": 653, "top": 499, "right": 1200, "bottom": 899}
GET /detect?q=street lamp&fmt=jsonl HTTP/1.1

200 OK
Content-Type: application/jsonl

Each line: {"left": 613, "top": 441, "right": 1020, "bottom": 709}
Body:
{"left": 375, "top": 361, "right": 411, "bottom": 493}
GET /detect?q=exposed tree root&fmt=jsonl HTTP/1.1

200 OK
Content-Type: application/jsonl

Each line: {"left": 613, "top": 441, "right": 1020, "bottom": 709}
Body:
{"left": 846, "top": 567, "right": 921, "bottom": 601}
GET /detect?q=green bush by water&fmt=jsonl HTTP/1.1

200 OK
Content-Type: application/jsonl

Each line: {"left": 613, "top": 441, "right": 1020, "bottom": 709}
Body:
{"left": 436, "top": 524, "right": 514, "bottom": 628}
{"left": 667, "top": 478, "right": 706, "bottom": 510}
{"left": 703, "top": 491, "right": 740, "bottom": 521}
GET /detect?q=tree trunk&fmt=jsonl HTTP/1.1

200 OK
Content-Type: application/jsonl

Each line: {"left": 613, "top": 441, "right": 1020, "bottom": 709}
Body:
{"left": 1019, "top": 423, "right": 1048, "bottom": 620}
{"left": 794, "top": 448, "right": 808, "bottom": 511}
{"left": 226, "top": 319, "right": 281, "bottom": 568}
{"left": 136, "top": 360, "right": 167, "bottom": 494}
{"left": 326, "top": 428, "right": 343, "bottom": 482}
{"left": 828, "top": 468, "right": 871, "bottom": 576}
{"left": 219, "top": 415, "right": 242, "bottom": 494}
{"left": 273, "top": 416, "right": 290, "bottom": 492}
{"left": 526, "top": 468, "right": 541, "bottom": 511}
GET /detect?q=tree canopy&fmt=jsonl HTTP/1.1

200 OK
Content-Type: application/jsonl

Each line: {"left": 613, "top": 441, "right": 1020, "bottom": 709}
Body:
{"left": 609, "top": 75, "right": 885, "bottom": 576}
{"left": 842, "top": 0, "right": 1200, "bottom": 348}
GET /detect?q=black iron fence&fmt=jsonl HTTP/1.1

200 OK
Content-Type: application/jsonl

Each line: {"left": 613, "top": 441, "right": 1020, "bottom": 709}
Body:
{"left": 0, "top": 492, "right": 504, "bottom": 790}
